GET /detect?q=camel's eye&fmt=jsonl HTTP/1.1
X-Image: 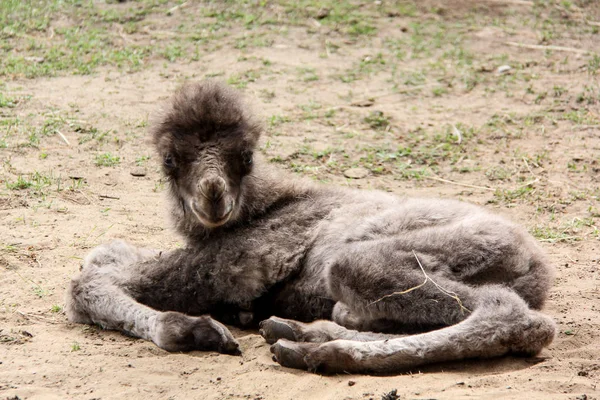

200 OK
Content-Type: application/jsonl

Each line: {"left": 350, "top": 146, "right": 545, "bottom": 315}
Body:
{"left": 242, "top": 151, "right": 253, "bottom": 167}
{"left": 164, "top": 154, "right": 176, "bottom": 170}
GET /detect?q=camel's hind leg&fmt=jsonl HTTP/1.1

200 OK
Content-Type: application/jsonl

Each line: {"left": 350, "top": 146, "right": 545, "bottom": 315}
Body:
{"left": 259, "top": 315, "right": 398, "bottom": 345}
{"left": 269, "top": 286, "right": 555, "bottom": 373}
{"left": 266, "top": 243, "right": 554, "bottom": 373}
{"left": 261, "top": 249, "right": 480, "bottom": 346}
{"left": 66, "top": 240, "right": 240, "bottom": 354}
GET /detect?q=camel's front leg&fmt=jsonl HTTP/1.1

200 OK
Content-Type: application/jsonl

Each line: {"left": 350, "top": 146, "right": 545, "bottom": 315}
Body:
{"left": 66, "top": 240, "right": 240, "bottom": 354}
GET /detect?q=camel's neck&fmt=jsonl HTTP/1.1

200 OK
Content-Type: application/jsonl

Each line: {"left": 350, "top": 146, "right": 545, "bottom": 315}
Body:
{"left": 237, "top": 159, "right": 316, "bottom": 221}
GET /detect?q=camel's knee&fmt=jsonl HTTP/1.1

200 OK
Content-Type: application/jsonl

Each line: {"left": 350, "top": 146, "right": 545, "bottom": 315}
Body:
{"left": 82, "top": 239, "right": 156, "bottom": 271}
{"left": 65, "top": 275, "right": 92, "bottom": 324}
{"left": 332, "top": 302, "right": 363, "bottom": 330}
{"left": 510, "top": 256, "right": 555, "bottom": 310}
{"left": 66, "top": 245, "right": 135, "bottom": 325}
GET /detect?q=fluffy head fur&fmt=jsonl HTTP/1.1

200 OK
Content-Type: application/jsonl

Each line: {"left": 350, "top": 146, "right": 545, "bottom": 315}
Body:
{"left": 150, "top": 81, "right": 263, "bottom": 233}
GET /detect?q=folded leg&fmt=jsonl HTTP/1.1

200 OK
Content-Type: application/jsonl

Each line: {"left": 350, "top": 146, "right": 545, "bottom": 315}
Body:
{"left": 269, "top": 286, "right": 555, "bottom": 373}
{"left": 66, "top": 240, "right": 240, "bottom": 354}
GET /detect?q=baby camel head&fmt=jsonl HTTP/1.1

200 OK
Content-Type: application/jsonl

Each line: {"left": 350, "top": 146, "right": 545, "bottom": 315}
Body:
{"left": 151, "top": 81, "right": 262, "bottom": 229}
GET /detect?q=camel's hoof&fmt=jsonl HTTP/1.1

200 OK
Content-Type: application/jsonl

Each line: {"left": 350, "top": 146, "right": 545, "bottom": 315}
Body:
{"left": 220, "top": 338, "right": 241, "bottom": 356}
{"left": 259, "top": 317, "right": 298, "bottom": 344}
{"left": 270, "top": 340, "right": 312, "bottom": 370}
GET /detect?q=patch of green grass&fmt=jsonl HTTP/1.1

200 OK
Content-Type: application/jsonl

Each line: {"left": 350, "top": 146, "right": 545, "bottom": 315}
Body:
{"left": 432, "top": 86, "right": 448, "bottom": 97}
{"left": 50, "top": 304, "right": 63, "bottom": 313}
{"left": 576, "top": 85, "right": 599, "bottom": 105}
{"left": 71, "top": 342, "right": 81, "bottom": 352}
{"left": 588, "top": 53, "right": 600, "bottom": 74}
{"left": 5, "top": 171, "right": 53, "bottom": 192}
{"left": 402, "top": 71, "right": 426, "bottom": 86}
{"left": 75, "top": 125, "right": 109, "bottom": 145}
{"left": 531, "top": 226, "right": 580, "bottom": 242}
{"left": 268, "top": 114, "right": 291, "bottom": 128}
{"left": 161, "top": 44, "right": 184, "bottom": 62}
{"left": 33, "top": 285, "right": 50, "bottom": 298}
{"left": 364, "top": 111, "right": 390, "bottom": 130}
{"left": 298, "top": 100, "right": 322, "bottom": 120}
{"left": 494, "top": 185, "right": 534, "bottom": 203}
{"left": 0, "top": 93, "right": 18, "bottom": 107}
{"left": 530, "top": 216, "right": 596, "bottom": 243}
{"left": 6, "top": 175, "right": 33, "bottom": 190}
{"left": 234, "top": 32, "right": 274, "bottom": 49}
{"left": 95, "top": 152, "right": 120, "bottom": 167}
{"left": 553, "top": 85, "right": 567, "bottom": 97}
{"left": 485, "top": 166, "right": 513, "bottom": 181}
{"left": 338, "top": 53, "right": 386, "bottom": 83}
{"left": 561, "top": 110, "right": 599, "bottom": 125}
{"left": 0, "top": 1, "right": 178, "bottom": 78}
{"left": 227, "top": 69, "right": 261, "bottom": 89}
{"left": 297, "top": 67, "right": 319, "bottom": 82}
{"left": 135, "top": 155, "right": 150, "bottom": 166}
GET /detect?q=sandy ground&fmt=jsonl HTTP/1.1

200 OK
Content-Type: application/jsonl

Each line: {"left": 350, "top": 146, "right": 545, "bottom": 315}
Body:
{"left": 1, "top": 1, "right": 599, "bottom": 399}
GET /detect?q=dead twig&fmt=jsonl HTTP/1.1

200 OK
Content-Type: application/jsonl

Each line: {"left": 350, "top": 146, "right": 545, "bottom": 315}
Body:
{"left": 326, "top": 85, "right": 433, "bottom": 112}
{"left": 167, "top": 1, "right": 188, "bottom": 15}
{"left": 484, "top": 0, "right": 533, "bottom": 4}
{"left": 522, "top": 156, "right": 538, "bottom": 177}
{"left": 16, "top": 311, "right": 61, "bottom": 324}
{"left": 504, "top": 41, "right": 590, "bottom": 55}
{"left": 451, "top": 125, "right": 462, "bottom": 144}
{"left": 425, "top": 175, "right": 496, "bottom": 192}
{"left": 56, "top": 130, "right": 70, "bottom": 146}
{"left": 516, "top": 178, "right": 539, "bottom": 190}
{"left": 369, "top": 251, "right": 471, "bottom": 315}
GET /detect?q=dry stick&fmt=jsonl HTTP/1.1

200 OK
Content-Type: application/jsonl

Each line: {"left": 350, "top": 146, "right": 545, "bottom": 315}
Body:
{"left": 577, "top": 125, "right": 600, "bottom": 130}
{"left": 16, "top": 311, "right": 61, "bottom": 324}
{"left": 99, "top": 194, "right": 120, "bottom": 200}
{"left": 78, "top": 190, "right": 96, "bottom": 206}
{"left": 167, "top": 1, "right": 188, "bottom": 15}
{"left": 504, "top": 41, "right": 590, "bottom": 55}
{"left": 451, "top": 124, "right": 462, "bottom": 144}
{"left": 425, "top": 175, "right": 496, "bottom": 192}
{"left": 56, "top": 130, "right": 70, "bottom": 146}
{"left": 484, "top": 0, "right": 533, "bottom": 4}
{"left": 517, "top": 178, "right": 539, "bottom": 190}
{"left": 326, "top": 86, "right": 432, "bottom": 112}
{"left": 370, "top": 251, "right": 471, "bottom": 315}
{"left": 522, "top": 156, "right": 538, "bottom": 178}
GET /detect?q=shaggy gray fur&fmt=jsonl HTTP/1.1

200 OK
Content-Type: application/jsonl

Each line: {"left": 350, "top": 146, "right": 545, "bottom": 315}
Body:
{"left": 66, "top": 81, "right": 556, "bottom": 374}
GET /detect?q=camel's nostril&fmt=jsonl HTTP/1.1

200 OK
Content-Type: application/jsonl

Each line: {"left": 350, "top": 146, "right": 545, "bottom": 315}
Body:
{"left": 199, "top": 176, "right": 227, "bottom": 201}
{"left": 223, "top": 201, "right": 233, "bottom": 216}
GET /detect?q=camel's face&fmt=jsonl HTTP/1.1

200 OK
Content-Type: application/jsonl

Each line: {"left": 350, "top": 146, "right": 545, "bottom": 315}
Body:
{"left": 151, "top": 81, "right": 261, "bottom": 229}
{"left": 162, "top": 137, "right": 254, "bottom": 228}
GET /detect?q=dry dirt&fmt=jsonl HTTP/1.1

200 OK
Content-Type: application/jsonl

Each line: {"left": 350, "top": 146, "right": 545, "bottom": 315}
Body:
{"left": 1, "top": 1, "right": 599, "bottom": 399}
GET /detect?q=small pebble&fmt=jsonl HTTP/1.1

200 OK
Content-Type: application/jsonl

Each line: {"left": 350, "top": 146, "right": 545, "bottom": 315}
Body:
{"left": 130, "top": 167, "right": 147, "bottom": 177}
{"left": 348, "top": 380, "right": 356, "bottom": 386}
{"left": 343, "top": 167, "right": 369, "bottom": 179}
{"left": 25, "top": 56, "right": 45, "bottom": 63}
{"left": 497, "top": 65, "right": 511, "bottom": 74}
